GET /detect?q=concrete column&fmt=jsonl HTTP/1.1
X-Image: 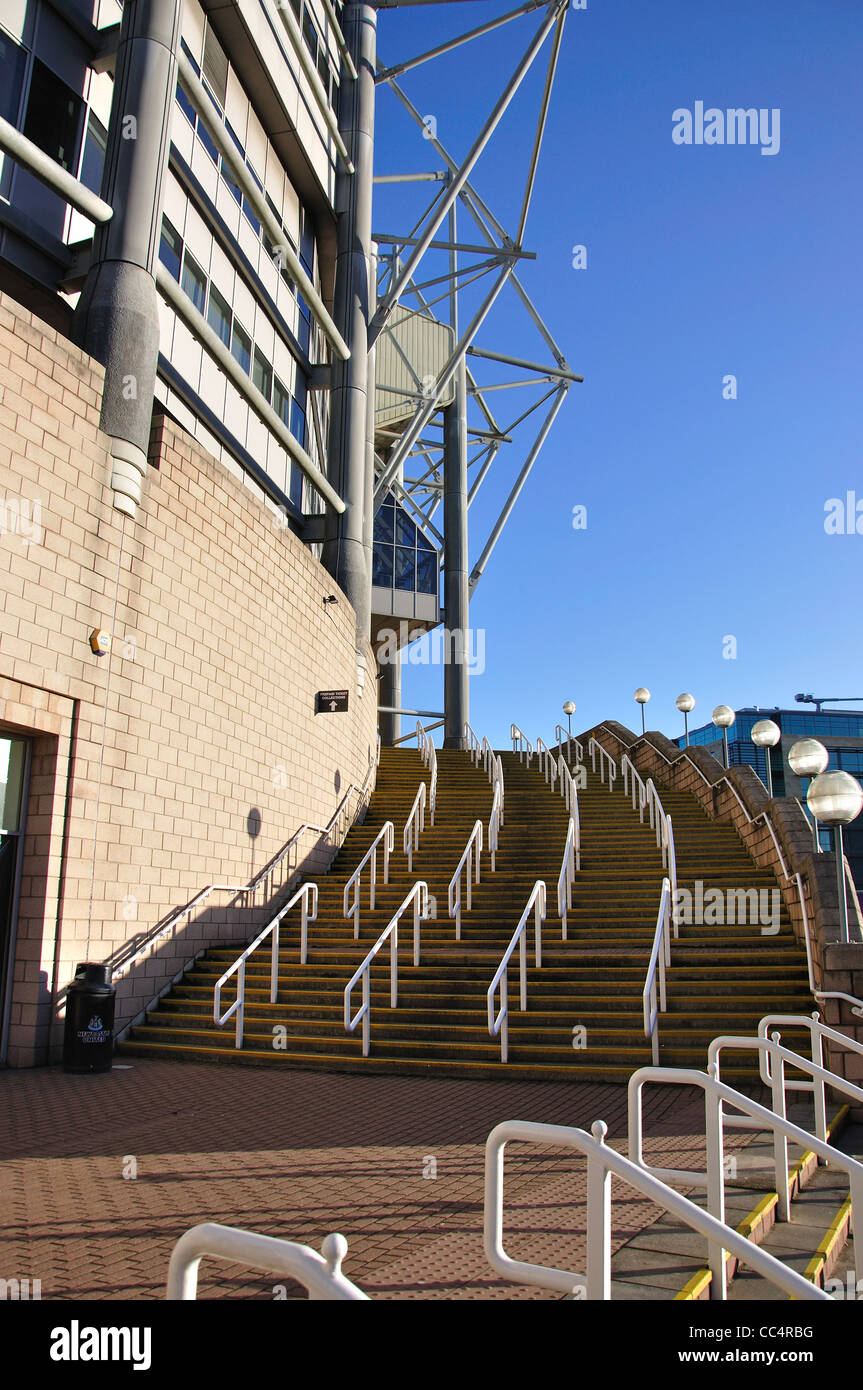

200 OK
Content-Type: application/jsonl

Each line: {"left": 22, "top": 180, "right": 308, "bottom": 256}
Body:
{"left": 443, "top": 356, "right": 470, "bottom": 748}
{"left": 323, "top": 2, "right": 375, "bottom": 644}
{"left": 379, "top": 658, "right": 401, "bottom": 747}
{"left": 72, "top": 0, "right": 181, "bottom": 516}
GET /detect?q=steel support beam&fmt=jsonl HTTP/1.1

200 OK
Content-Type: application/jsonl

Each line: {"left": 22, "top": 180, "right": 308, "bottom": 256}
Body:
{"left": 324, "top": 3, "right": 377, "bottom": 643}
{"left": 443, "top": 194, "right": 469, "bottom": 748}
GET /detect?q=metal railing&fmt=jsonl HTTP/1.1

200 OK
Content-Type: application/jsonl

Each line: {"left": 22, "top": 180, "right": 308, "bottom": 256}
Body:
{"left": 403, "top": 782, "right": 426, "bottom": 872}
{"left": 556, "top": 818, "right": 576, "bottom": 940}
{"left": 751, "top": 1011, "right": 863, "bottom": 1144}
{"left": 588, "top": 736, "right": 616, "bottom": 788}
{"left": 464, "top": 722, "right": 482, "bottom": 764}
{"left": 115, "top": 744, "right": 379, "bottom": 988}
{"left": 343, "top": 822, "right": 394, "bottom": 940}
{"left": 487, "top": 880, "right": 546, "bottom": 1064}
{"left": 629, "top": 1046, "right": 863, "bottom": 1298}
{"left": 489, "top": 779, "right": 503, "bottom": 870}
{"left": 167, "top": 1223, "right": 368, "bottom": 1300}
{"left": 557, "top": 754, "right": 581, "bottom": 869}
{"left": 643, "top": 878, "right": 671, "bottom": 1066}
{"left": 510, "top": 723, "right": 533, "bottom": 763}
{"left": 344, "top": 881, "right": 431, "bottom": 1057}
{"left": 416, "top": 720, "right": 437, "bottom": 825}
{"left": 555, "top": 722, "right": 583, "bottom": 765}
{"left": 449, "top": 819, "right": 483, "bottom": 939}
{"left": 484, "top": 1117, "right": 826, "bottom": 1302}
{"left": 214, "top": 883, "right": 317, "bottom": 1048}
{"left": 535, "top": 736, "right": 558, "bottom": 787}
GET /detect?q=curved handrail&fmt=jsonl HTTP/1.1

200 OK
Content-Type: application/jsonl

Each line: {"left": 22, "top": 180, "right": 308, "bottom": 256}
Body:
{"left": 489, "top": 780, "right": 503, "bottom": 870}
{"left": 415, "top": 720, "right": 437, "bottom": 825}
{"left": 588, "top": 736, "right": 616, "bottom": 789}
{"left": 463, "top": 722, "right": 482, "bottom": 765}
{"left": 448, "top": 819, "right": 483, "bottom": 940}
{"left": 167, "top": 1223, "right": 369, "bottom": 1301}
{"left": 754, "top": 1011, "right": 863, "bottom": 1143}
{"left": 214, "top": 882, "right": 318, "bottom": 1047}
{"left": 535, "top": 736, "right": 558, "bottom": 787}
{"left": 556, "top": 818, "right": 576, "bottom": 940}
{"left": 557, "top": 754, "right": 580, "bottom": 869}
{"left": 642, "top": 878, "right": 671, "bottom": 1066}
{"left": 403, "top": 782, "right": 426, "bottom": 872}
{"left": 343, "top": 822, "right": 394, "bottom": 940}
{"left": 487, "top": 880, "right": 546, "bottom": 1064}
{"left": 485, "top": 1116, "right": 827, "bottom": 1302}
{"left": 510, "top": 722, "right": 533, "bottom": 763}
{"left": 621, "top": 754, "right": 647, "bottom": 822}
{"left": 555, "top": 722, "right": 583, "bottom": 765}
{"left": 344, "top": 881, "right": 430, "bottom": 1057}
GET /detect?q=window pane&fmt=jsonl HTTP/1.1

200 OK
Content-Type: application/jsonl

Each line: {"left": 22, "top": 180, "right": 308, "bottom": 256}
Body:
{"left": 231, "top": 320, "right": 252, "bottom": 375}
{"left": 0, "top": 33, "right": 28, "bottom": 126}
{"left": 158, "top": 217, "right": 183, "bottom": 281}
{"left": 79, "top": 111, "right": 107, "bottom": 195}
{"left": 302, "top": 14, "right": 318, "bottom": 62}
{"left": 273, "top": 377, "right": 291, "bottom": 427}
{"left": 396, "top": 511, "right": 416, "bottom": 547}
{"left": 395, "top": 547, "right": 415, "bottom": 592}
{"left": 373, "top": 546, "right": 393, "bottom": 587}
{"left": 221, "top": 159, "right": 242, "bottom": 204}
{"left": 175, "top": 80, "right": 197, "bottom": 128}
{"left": 179, "top": 38, "right": 201, "bottom": 78}
{"left": 290, "top": 398, "right": 306, "bottom": 447}
{"left": 289, "top": 462, "right": 304, "bottom": 511}
{"left": 242, "top": 197, "right": 261, "bottom": 235}
{"left": 416, "top": 527, "right": 435, "bottom": 553}
{"left": 198, "top": 120, "right": 219, "bottom": 164}
{"left": 373, "top": 508, "right": 394, "bottom": 544}
{"left": 181, "top": 252, "right": 208, "bottom": 314}
{"left": 417, "top": 551, "right": 437, "bottom": 594}
{"left": 207, "top": 284, "right": 232, "bottom": 347}
{"left": 252, "top": 347, "right": 272, "bottom": 402}
{"left": 23, "top": 58, "right": 83, "bottom": 172}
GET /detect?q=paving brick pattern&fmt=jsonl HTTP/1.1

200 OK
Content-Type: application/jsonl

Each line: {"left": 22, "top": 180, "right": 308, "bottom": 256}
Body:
{"left": 0, "top": 1060, "right": 758, "bottom": 1301}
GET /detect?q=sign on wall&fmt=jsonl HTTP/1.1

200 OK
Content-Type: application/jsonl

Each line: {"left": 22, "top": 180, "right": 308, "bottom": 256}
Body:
{"left": 315, "top": 690, "right": 349, "bottom": 714}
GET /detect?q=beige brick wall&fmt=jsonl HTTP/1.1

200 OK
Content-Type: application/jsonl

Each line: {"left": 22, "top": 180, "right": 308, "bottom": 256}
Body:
{"left": 0, "top": 293, "right": 378, "bottom": 1065}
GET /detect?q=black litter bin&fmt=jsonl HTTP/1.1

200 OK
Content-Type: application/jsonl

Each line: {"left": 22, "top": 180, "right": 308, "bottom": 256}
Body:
{"left": 63, "top": 963, "right": 116, "bottom": 1073}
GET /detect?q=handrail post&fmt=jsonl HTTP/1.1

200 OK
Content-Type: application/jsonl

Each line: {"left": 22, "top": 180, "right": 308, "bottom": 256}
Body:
{"left": 270, "top": 918, "right": 280, "bottom": 1005}
{"left": 362, "top": 972, "right": 370, "bottom": 1058}
{"left": 586, "top": 1121, "right": 612, "bottom": 1301}
{"left": 413, "top": 890, "right": 421, "bottom": 968}
{"left": 769, "top": 1035, "right": 791, "bottom": 1221}
{"left": 235, "top": 962, "right": 245, "bottom": 1049}
{"left": 535, "top": 891, "right": 543, "bottom": 969}
{"left": 391, "top": 920, "right": 399, "bottom": 1008}
{"left": 704, "top": 1085, "right": 728, "bottom": 1299}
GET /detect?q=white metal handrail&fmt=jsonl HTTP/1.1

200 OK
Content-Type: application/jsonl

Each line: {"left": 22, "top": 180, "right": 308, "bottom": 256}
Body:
{"left": 113, "top": 743, "right": 379, "bottom": 983}
{"left": 588, "top": 736, "right": 616, "bottom": 788}
{"left": 535, "top": 736, "right": 558, "bottom": 787}
{"left": 449, "top": 819, "right": 483, "bottom": 940}
{"left": 751, "top": 1011, "right": 863, "bottom": 1144}
{"left": 494, "top": 753, "right": 505, "bottom": 825}
{"left": 643, "top": 877, "right": 671, "bottom": 1066}
{"left": 214, "top": 883, "right": 317, "bottom": 1048}
{"left": 621, "top": 754, "right": 647, "bottom": 821}
{"left": 489, "top": 780, "right": 502, "bottom": 870}
{"left": 344, "top": 881, "right": 430, "bottom": 1057}
{"left": 555, "top": 722, "right": 583, "bottom": 765}
{"left": 166, "top": 1223, "right": 368, "bottom": 1301}
{"left": 464, "top": 722, "right": 482, "bottom": 764}
{"left": 487, "top": 880, "right": 546, "bottom": 1064}
{"left": 557, "top": 818, "right": 576, "bottom": 940}
{"left": 510, "top": 722, "right": 533, "bottom": 763}
{"left": 556, "top": 754, "right": 581, "bottom": 868}
{"left": 629, "top": 1049, "right": 863, "bottom": 1297}
{"left": 343, "top": 822, "right": 394, "bottom": 940}
{"left": 403, "top": 782, "right": 426, "bottom": 872}
{"left": 484, "top": 1117, "right": 826, "bottom": 1302}
{"left": 416, "top": 720, "right": 437, "bottom": 825}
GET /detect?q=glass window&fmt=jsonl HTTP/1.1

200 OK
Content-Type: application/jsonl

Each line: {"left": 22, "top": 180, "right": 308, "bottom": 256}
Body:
{"left": 23, "top": 58, "right": 83, "bottom": 172}
{"left": 289, "top": 462, "right": 304, "bottom": 511}
{"left": 252, "top": 347, "right": 272, "bottom": 402}
{"left": 289, "top": 0, "right": 302, "bottom": 19}
{"left": 395, "top": 547, "right": 415, "bottom": 592}
{"left": 0, "top": 32, "right": 28, "bottom": 126}
{"left": 300, "top": 212, "right": 315, "bottom": 278}
{"left": 79, "top": 111, "right": 108, "bottom": 196}
{"left": 180, "top": 38, "right": 201, "bottom": 77}
{"left": 175, "top": 79, "right": 197, "bottom": 128}
{"left": 396, "top": 510, "right": 416, "bottom": 547}
{"left": 417, "top": 527, "right": 435, "bottom": 552}
{"left": 230, "top": 319, "right": 252, "bottom": 375}
{"left": 220, "top": 158, "right": 242, "bottom": 204}
{"left": 302, "top": 13, "right": 318, "bottom": 63}
{"left": 198, "top": 117, "right": 219, "bottom": 164}
{"left": 181, "top": 251, "right": 208, "bottom": 314}
{"left": 273, "top": 376, "right": 291, "bottom": 428}
{"left": 290, "top": 398, "right": 306, "bottom": 447}
{"left": 207, "top": 283, "right": 232, "bottom": 347}
{"left": 158, "top": 217, "right": 183, "bottom": 281}
{"left": 373, "top": 546, "right": 393, "bottom": 587}
{"left": 242, "top": 197, "right": 261, "bottom": 235}
{"left": 417, "top": 551, "right": 437, "bottom": 595}
{"left": 374, "top": 507, "right": 394, "bottom": 544}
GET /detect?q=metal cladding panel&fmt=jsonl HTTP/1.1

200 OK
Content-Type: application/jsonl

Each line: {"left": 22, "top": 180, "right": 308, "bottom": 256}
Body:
{"left": 375, "top": 311, "right": 455, "bottom": 431}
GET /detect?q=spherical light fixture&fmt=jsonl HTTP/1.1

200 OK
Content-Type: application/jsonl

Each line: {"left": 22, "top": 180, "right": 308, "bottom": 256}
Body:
{"left": 788, "top": 738, "right": 829, "bottom": 854}
{"left": 750, "top": 719, "right": 781, "bottom": 798}
{"left": 562, "top": 701, "right": 576, "bottom": 758}
{"left": 634, "top": 688, "right": 650, "bottom": 735}
{"left": 676, "top": 693, "right": 696, "bottom": 746}
{"left": 711, "top": 705, "right": 736, "bottom": 768}
{"left": 806, "top": 770, "right": 863, "bottom": 943}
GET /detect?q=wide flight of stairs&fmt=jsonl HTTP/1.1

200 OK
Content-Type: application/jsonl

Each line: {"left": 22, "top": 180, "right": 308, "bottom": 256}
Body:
{"left": 120, "top": 743, "right": 814, "bottom": 1081}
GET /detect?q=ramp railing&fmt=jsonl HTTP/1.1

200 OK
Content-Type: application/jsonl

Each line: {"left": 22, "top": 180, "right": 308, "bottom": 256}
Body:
{"left": 214, "top": 882, "right": 317, "bottom": 1047}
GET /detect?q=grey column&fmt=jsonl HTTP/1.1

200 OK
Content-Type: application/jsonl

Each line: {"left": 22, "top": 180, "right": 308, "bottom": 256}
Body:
{"left": 443, "top": 356, "right": 470, "bottom": 748}
{"left": 323, "top": 2, "right": 375, "bottom": 643}
{"left": 72, "top": 0, "right": 181, "bottom": 516}
{"left": 379, "top": 659, "right": 401, "bottom": 747}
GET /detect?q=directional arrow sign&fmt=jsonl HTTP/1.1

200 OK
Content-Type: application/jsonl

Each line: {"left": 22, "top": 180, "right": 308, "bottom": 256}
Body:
{"left": 315, "top": 689, "right": 349, "bottom": 714}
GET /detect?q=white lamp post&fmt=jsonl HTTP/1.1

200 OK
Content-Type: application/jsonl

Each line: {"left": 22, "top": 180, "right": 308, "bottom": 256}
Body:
{"left": 806, "top": 770, "right": 863, "bottom": 943}
{"left": 712, "top": 705, "right": 736, "bottom": 769}
{"left": 562, "top": 700, "right": 575, "bottom": 761}
{"left": 676, "top": 693, "right": 695, "bottom": 747}
{"left": 634, "top": 688, "right": 650, "bottom": 736}
{"left": 750, "top": 719, "right": 781, "bottom": 798}
{"left": 788, "top": 738, "right": 829, "bottom": 850}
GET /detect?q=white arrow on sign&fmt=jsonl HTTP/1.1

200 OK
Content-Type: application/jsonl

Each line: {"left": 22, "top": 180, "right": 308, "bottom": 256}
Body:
{"left": 329, "top": 700, "right": 338, "bottom": 711}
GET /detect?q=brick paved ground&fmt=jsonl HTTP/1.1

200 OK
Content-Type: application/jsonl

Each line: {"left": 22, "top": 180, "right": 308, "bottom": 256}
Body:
{"left": 0, "top": 1059, "right": 756, "bottom": 1301}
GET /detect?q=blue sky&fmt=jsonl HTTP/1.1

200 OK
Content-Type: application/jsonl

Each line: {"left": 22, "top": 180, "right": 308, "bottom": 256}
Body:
{"left": 371, "top": 0, "right": 863, "bottom": 748}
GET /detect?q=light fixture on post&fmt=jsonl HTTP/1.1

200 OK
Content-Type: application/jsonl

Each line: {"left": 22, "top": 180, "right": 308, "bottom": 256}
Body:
{"left": 806, "top": 770, "right": 863, "bottom": 943}
{"left": 562, "top": 701, "right": 575, "bottom": 762}
{"left": 676, "top": 693, "right": 695, "bottom": 747}
{"left": 788, "top": 738, "right": 829, "bottom": 850}
{"left": 634, "top": 688, "right": 650, "bottom": 736}
{"left": 712, "top": 705, "right": 736, "bottom": 769}
{"left": 750, "top": 719, "right": 781, "bottom": 798}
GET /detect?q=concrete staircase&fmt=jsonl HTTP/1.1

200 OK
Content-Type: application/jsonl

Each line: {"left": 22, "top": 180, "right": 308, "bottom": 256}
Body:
{"left": 120, "top": 744, "right": 814, "bottom": 1081}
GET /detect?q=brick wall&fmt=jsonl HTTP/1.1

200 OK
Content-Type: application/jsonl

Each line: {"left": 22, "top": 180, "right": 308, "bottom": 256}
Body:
{"left": 0, "top": 292, "right": 378, "bottom": 1065}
